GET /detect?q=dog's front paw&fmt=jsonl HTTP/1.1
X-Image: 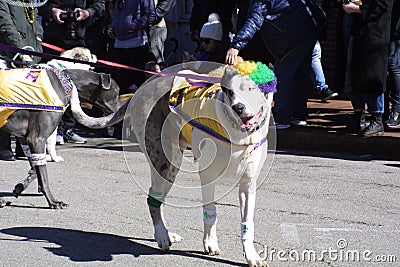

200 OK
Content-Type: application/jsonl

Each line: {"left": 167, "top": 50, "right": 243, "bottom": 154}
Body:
{"left": 47, "top": 154, "right": 64, "bottom": 162}
{"left": 203, "top": 236, "right": 220, "bottom": 255}
{"left": 203, "top": 223, "right": 220, "bottom": 255}
{"left": 243, "top": 242, "right": 267, "bottom": 267}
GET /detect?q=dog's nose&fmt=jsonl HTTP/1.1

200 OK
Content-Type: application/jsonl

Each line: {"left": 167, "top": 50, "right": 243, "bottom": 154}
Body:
{"left": 232, "top": 103, "right": 245, "bottom": 115}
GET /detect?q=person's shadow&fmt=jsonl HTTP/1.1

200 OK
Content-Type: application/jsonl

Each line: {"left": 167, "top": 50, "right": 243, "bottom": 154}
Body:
{"left": 0, "top": 227, "right": 244, "bottom": 265}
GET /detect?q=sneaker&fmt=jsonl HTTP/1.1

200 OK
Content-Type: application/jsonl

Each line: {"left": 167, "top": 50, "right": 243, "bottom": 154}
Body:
{"left": 64, "top": 130, "right": 87, "bottom": 144}
{"left": 275, "top": 123, "right": 291, "bottom": 130}
{"left": 291, "top": 119, "right": 307, "bottom": 126}
{"left": 56, "top": 134, "right": 64, "bottom": 145}
{"left": 385, "top": 111, "right": 400, "bottom": 128}
{"left": 0, "top": 149, "right": 15, "bottom": 161}
{"left": 319, "top": 88, "right": 338, "bottom": 102}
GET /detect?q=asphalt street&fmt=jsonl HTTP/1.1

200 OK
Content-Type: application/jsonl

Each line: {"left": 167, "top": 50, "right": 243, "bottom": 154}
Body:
{"left": 0, "top": 136, "right": 399, "bottom": 267}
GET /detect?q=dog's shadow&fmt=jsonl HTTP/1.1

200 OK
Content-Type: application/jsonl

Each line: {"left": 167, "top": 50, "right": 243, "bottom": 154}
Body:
{"left": 0, "top": 227, "right": 245, "bottom": 265}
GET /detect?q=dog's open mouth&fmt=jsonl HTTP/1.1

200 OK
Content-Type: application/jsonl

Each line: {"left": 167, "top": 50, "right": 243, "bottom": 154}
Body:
{"left": 238, "top": 106, "right": 264, "bottom": 129}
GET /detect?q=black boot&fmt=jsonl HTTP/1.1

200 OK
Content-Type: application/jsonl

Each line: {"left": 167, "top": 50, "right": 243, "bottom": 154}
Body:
{"left": 362, "top": 113, "right": 384, "bottom": 137}
{"left": 0, "top": 130, "right": 15, "bottom": 161}
{"left": 346, "top": 111, "right": 368, "bottom": 134}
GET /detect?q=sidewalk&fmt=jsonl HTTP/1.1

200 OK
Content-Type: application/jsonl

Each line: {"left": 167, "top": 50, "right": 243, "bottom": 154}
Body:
{"left": 276, "top": 99, "right": 400, "bottom": 159}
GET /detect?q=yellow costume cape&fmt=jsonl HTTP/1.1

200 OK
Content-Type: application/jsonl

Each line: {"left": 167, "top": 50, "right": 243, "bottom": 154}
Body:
{"left": 0, "top": 69, "right": 66, "bottom": 128}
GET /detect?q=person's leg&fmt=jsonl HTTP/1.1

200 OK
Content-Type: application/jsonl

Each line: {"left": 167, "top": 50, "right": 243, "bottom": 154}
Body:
{"left": 363, "top": 93, "right": 385, "bottom": 137}
{"left": 312, "top": 41, "right": 337, "bottom": 101}
{"left": 273, "top": 38, "right": 315, "bottom": 128}
{"left": 109, "top": 48, "right": 134, "bottom": 94}
{"left": 292, "top": 38, "right": 315, "bottom": 122}
{"left": 347, "top": 94, "right": 368, "bottom": 134}
{"left": 131, "top": 45, "right": 156, "bottom": 86}
{"left": 149, "top": 26, "right": 167, "bottom": 64}
{"left": 0, "top": 130, "right": 15, "bottom": 161}
{"left": 386, "top": 40, "right": 400, "bottom": 127}
{"left": 61, "top": 107, "right": 87, "bottom": 144}
{"left": 312, "top": 41, "right": 328, "bottom": 91}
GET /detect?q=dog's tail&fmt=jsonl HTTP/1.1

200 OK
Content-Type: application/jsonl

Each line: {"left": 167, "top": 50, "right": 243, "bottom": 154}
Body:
{"left": 70, "top": 84, "right": 129, "bottom": 129}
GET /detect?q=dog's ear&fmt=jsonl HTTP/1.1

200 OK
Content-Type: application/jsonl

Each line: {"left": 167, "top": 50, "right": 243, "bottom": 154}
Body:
{"left": 100, "top": 73, "right": 111, "bottom": 89}
{"left": 220, "top": 66, "right": 238, "bottom": 90}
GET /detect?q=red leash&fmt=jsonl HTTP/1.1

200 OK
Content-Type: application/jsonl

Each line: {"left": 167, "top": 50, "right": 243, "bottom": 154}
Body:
{"left": 35, "top": 43, "right": 222, "bottom": 84}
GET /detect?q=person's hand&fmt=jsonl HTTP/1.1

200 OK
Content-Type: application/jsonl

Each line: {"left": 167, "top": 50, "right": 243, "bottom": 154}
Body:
{"left": 52, "top": 7, "right": 65, "bottom": 24}
{"left": 343, "top": 2, "right": 361, "bottom": 14}
{"left": 74, "top": 8, "right": 90, "bottom": 21}
{"left": 225, "top": 48, "right": 239, "bottom": 66}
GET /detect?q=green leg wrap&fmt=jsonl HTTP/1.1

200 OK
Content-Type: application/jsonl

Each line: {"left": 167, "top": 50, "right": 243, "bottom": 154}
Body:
{"left": 147, "top": 195, "right": 163, "bottom": 208}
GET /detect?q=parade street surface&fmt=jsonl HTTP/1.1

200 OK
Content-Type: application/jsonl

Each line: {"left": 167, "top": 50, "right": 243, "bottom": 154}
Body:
{"left": 0, "top": 136, "right": 399, "bottom": 267}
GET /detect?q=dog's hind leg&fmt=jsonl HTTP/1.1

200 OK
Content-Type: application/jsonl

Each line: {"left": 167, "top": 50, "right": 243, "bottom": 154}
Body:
{"left": 29, "top": 144, "right": 67, "bottom": 208}
{"left": 13, "top": 138, "right": 37, "bottom": 197}
{"left": 46, "top": 127, "right": 64, "bottom": 162}
{"left": 25, "top": 118, "right": 67, "bottom": 208}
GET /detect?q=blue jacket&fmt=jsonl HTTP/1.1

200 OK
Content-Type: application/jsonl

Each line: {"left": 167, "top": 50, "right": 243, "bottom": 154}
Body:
{"left": 110, "top": 0, "right": 157, "bottom": 48}
{"left": 231, "top": 0, "right": 326, "bottom": 62}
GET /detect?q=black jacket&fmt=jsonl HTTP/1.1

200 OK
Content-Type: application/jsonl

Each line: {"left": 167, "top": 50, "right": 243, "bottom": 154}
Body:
{"left": 392, "top": 0, "right": 400, "bottom": 40}
{"left": 350, "top": 0, "right": 395, "bottom": 94}
{"left": 0, "top": 2, "right": 43, "bottom": 64}
{"left": 231, "top": 0, "right": 326, "bottom": 62}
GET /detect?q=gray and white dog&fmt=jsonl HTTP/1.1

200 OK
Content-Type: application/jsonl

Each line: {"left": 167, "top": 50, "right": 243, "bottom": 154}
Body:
{"left": 0, "top": 68, "right": 122, "bottom": 209}
{"left": 80, "top": 62, "right": 275, "bottom": 266}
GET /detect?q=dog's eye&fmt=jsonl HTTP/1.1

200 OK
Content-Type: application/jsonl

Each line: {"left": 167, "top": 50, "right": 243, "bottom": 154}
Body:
{"left": 248, "top": 87, "right": 256, "bottom": 91}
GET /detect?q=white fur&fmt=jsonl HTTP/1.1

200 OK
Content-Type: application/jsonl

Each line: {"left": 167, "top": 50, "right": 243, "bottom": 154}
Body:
{"left": 133, "top": 67, "right": 273, "bottom": 266}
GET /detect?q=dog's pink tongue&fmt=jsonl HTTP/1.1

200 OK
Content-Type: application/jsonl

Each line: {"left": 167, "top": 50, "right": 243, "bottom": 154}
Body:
{"left": 240, "top": 116, "right": 256, "bottom": 129}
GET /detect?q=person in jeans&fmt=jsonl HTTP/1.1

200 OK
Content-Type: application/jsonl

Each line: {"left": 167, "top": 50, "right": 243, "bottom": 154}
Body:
{"left": 312, "top": 40, "right": 338, "bottom": 102}
{"left": 385, "top": 0, "right": 400, "bottom": 128}
{"left": 343, "top": 0, "right": 396, "bottom": 137}
{"left": 226, "top": 0, "right": 327, "bottom": 130}
{"left": 311, "top": 0, "right": 338, "bottom": 102}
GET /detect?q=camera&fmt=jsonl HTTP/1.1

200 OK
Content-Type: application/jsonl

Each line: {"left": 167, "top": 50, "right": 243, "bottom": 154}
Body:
{"left": 60, "top": 10, "right": 80, "bottom": 40}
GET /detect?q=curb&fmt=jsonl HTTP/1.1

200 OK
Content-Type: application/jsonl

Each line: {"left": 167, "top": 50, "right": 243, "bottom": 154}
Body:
{"left": 276, "top": 127, "right": 400, "bottom": 160}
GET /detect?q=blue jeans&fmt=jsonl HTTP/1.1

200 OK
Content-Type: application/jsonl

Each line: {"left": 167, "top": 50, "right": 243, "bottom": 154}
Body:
{"left": 351, "top": 93, "right": 385, "bottom": 114}
{"left": 388, "top": 40, "right": 400, "bottom": 112}
{"left": 311, "top": 40, "right": 328, "bottom": 91}
{"left": 273, "top": 38, "right": 316, "bottom": 123}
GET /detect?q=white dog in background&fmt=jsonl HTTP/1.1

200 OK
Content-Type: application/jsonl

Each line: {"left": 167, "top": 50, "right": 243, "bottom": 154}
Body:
{"left": 42, "top": 47, "right": 97, "bottom": 162}
{"left": 44, "top": 47, "right": 97, "bottom": 71}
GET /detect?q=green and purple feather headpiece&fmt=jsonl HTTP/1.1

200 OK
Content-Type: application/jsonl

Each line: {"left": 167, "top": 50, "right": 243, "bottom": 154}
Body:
{"left": 235, "top": 60, "right": 277, "bottom": 95}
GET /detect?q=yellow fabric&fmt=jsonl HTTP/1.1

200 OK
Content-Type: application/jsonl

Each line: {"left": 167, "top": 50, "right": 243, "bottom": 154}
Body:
{"left": 0, "top": 69, "right": 65, "bottom": 128}
{"left": 169, "top": 76, "right": 226, "bottom": 144}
